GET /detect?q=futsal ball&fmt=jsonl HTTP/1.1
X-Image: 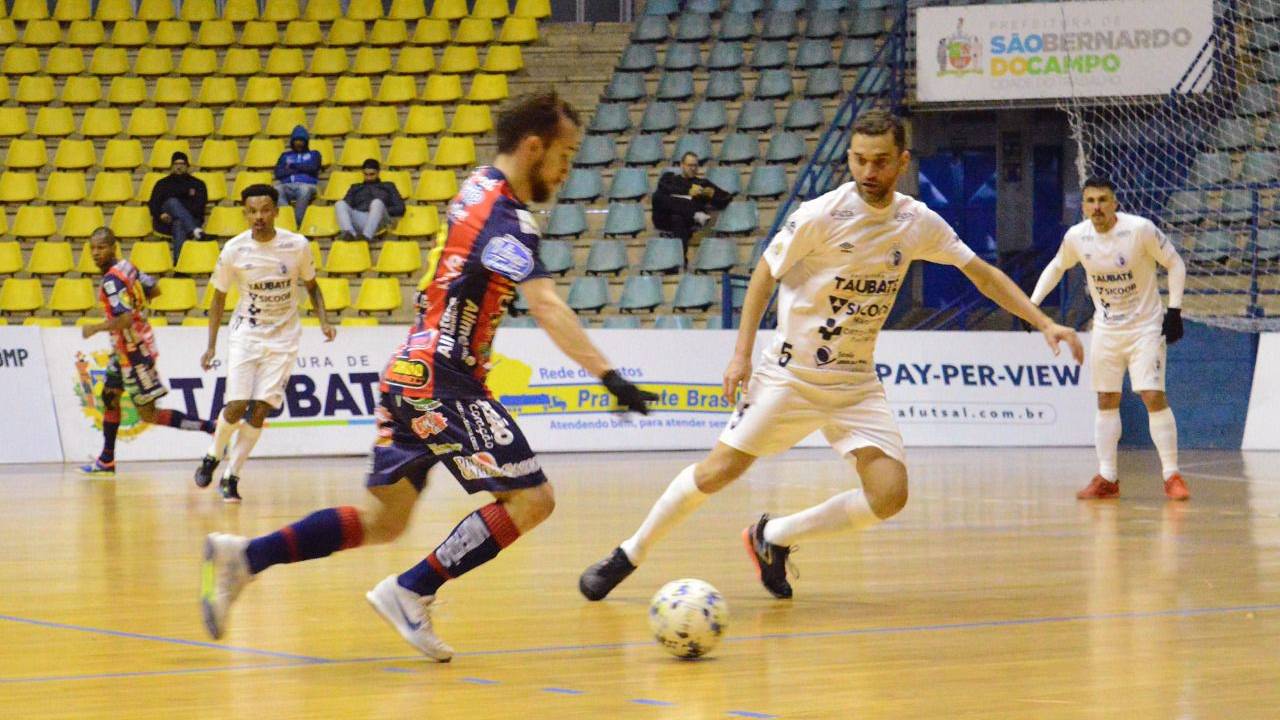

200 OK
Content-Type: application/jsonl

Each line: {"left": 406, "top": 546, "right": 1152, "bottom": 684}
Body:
{"left": 648, "top": 578, "right": 728, "bottom": 659}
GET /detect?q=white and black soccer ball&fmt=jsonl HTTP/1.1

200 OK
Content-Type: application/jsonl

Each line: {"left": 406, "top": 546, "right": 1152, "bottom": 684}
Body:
{"left": 648, "top": 578, "right": 728, "bottom": 659}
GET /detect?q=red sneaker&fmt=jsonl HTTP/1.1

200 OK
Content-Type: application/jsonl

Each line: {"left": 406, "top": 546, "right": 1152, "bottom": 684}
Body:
{"left": 1076, "top": 475, "right": 1120, "bottom": 499}
{"left": 1163, "top": 473, "right": 1190, "bottom": 501}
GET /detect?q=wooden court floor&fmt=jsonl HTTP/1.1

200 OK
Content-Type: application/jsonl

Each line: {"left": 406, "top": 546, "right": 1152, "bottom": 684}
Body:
{"left": 3, "top": 446, "right": 1279, "bottom": 719}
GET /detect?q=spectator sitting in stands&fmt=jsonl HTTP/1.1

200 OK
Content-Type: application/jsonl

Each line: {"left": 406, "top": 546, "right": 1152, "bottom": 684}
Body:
{"left": 335, "top": 159, "right": 405, "bottom": 241}
{"left": 652, "top": 152, "right": 733, "bottom": 264}
{"left": 148, "top": 151, "right": 208, "bottom": 262}
{"left": 273, "top": 125, "right": 323, "bottom": 226}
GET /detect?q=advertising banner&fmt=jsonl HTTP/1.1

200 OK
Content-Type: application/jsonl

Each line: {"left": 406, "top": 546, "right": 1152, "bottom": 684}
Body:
{"left": 0, "top": 327, "right": 62, "bottom": 463}
{"left": 1243, "top": 333, "right": 1279, "bottom": 450}
{"left": 916, "top": 0, "right": 1215, "bottom": 102}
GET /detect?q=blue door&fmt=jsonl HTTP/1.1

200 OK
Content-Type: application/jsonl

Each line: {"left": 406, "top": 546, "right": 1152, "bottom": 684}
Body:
{"left": 916, "top": 150, "right": 997, "bottom": 307}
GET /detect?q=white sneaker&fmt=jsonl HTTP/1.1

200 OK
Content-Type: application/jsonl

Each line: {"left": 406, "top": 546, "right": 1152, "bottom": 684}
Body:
{"left": 192, "top": 227, "right": 204, "bottom": 240}
{"left": 365, "top": 574, "right": 454, "bottom": 662}
{"left": 693, "top": 211, "right": 711, "bottom": 226}
{"left": 200, "top": 533, "right": 252, "bottom": 639}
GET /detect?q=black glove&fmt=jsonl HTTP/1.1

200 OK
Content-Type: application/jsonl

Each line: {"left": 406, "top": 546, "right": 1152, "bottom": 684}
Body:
{"left": 1162, "top": 307, "right": 1183, "bottom": 344}
{"left": 601, "top": 370, "right": 659, "bottom": 415}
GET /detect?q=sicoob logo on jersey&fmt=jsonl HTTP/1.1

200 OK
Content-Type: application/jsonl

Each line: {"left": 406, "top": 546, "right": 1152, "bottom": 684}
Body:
{"left": 481, "top": 235, "right": 535, "bottom": 281}
{"left": 386, "top": 358, "right": 431, "bottom": 389}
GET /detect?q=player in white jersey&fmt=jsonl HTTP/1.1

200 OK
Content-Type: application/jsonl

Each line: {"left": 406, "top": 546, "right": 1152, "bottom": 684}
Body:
{"left": 1030, "top": 177, "right": 1189, "bottom": 501}
{"left": 193, "top": 184, "right": 336, "bottom": 502}
{"left": 579, "top": 110, "right": 1084, "bottom": 600}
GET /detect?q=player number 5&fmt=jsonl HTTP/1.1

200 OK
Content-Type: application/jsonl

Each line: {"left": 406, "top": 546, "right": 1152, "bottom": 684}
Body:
{"left": 778, "top": 341, "right": 793, "bottom": 367}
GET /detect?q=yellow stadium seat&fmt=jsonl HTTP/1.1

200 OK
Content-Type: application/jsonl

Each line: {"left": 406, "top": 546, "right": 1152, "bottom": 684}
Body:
{"left": 499, "top": 16, "right": 539, "bottom": 44}
{"left": 334, "top": 76, "right": 373, "bottom": 104}
{"left": 152, "top": 76, "right": 193, "bottom": 105}
{"left": 304, "top": 0, "right": 342, "bottom": 21}
{"left": 198, "top": 76, "right": 237, "bottom": 105}
{"left": 205, "top": 206, "right": 248, "bottom": 238}
{"left": 514, "top": 0, "right": 551, "bottom": 19}
{"left": 221, "top": 48, "right": 262, "bottom": 76}
{"left": 109, "top": 207, "right": 152, "bottom": 238}
{"left": 5, "top": 139, "right": 47, "bottom": 170}
{"left": 328, "top": 17, "right": 366, "bottom": 46}
{"left": 471, "top": 0, "right": 509, "bottom": 19}
{"left": 153, "top": 20, "right": 193, "bottom": 47}
{"left": 358, "top": 106, "right": 400, "bottom": 136}
{"left": 195, "top": 172, "right": 227, "bottom": 203}
{"left": 177, "top": 48, "right": 217, "bottom": 76}
{"left": 314, "top": 106, "right": 354, "bottom": 137}
{"left": 430, "top": 0, "right": 466, "bottom": 20}
{"left": 260, "top": 0, "right": 298, "bottom": 21}
{"left": 107, "top": 77, "right": 145, "bottom": 104}
{"left": 15, "top": 75, "right": 54, "bottom": 104}
{"left": 339, "top": 138, "right": 383, "bottom": 168}
{"left": 345, "top": 0, "right": 381, "bottom": 19}
{"left": 138, "top": 0, "right": 175, "bottom": 21}
{"left": 370, "top": 19, "right": 408, "bottom": 46}
{"left": 393, "top": 205, "right": 441, "bottom": 238}
{"left": 60, "top": 206, "right": 104, "bottom": 239}
{"left": 53, "top": 0, "right": 90, "bottom": 21}
{"left": 266, "top": 107, "right": 307, "bottom": 136}
{"left": 109, "top": 19, "right": 150, "bottom": 47}
{"left": 282, "top": 19, "right": 322, "bottom": 47}
{"left": 325, "top": 240, "right": 372, "bottom": 274}
{"left": 483, "top": 45, "right": 524, "bottom": 73}
{"left": 288, "top": 76, "right": 329, "bottom": 104}
{"left": 396, "top": 46, "right": 436, "bottom": 74}
{"left": 390, "top": 0, "right": 426, "bottom": 20}
{"left": 0, "top": 77, "right": 7, "bottom": 103}
{"left": 383, "top": 171, "right": 412, "bottom": 199}
{"left": 127, "top": 107, "right": 170, "bottom": 138}
{"left": 173, "top": 108, "right": 215, "bottom": 138}
{"left": 21, "top": 19, "right": 61, "bottom": 46}
{"left": 89, "top": 172, "right": 134, "bottom": 204}
{"left": 240, "top": 77, "right": 282, "bottom": 106}
{"left": 265, "top": 47, "right": 305, "bottom": 75}
{"left": 46, "top": 48, "right": 85, "bottom": 76}
{"left": 147, "top": 317, "right": 169, "bottom": 327}
{"left": 149, "top": 278, "right": 197, "bottom": 313}
{"left": 432, "top": 136, "right": 476, "bottom": 168}
{"left": 310, "top": 241, "right": 322, "bottom": 271}
{"left": 414, "top": 169, "right": 457, "bottom": 201}
{"left": 181, "top": 0, "right": 216, "bottom": 21}
{"left": 239, "top": 20, "right": 278, "bottom": 47}
{"left": 0, "top": 172, "right": 38, "bottom": 202}
{"left": 411, "top": 18, "right": 450, "bottom": 45}
{"left": 13, "top": 0, "right": 50, "bottom": 20}
{"left": 43, "top": 171, "right": 87, "bottom": 202}
{"left": 15, "top": 209, "right": 58, "bottom": 241}
{"left": 439, "top": 45, "right": 479, "bottom": 74}
{"left": 311, "top": 277, "right": 350, "bottom": 312}
{"left": 102, "top": 139, "right": 143, "bottom": 170}
{"left": 219, "top": 107, "right": 262, "bottom": 138}
{"left": 54, "top": 140, "right": 96, "bottom": 171}
{"left": 353, "top": 47, "right": 392, "bottom": 75}
{"left": 0, "top": 278, "right": 44, "bottom": 314}
{"left": 0, "top": 208, "right": 7, "bottom": 236}
{"left": 76, "top": 315, "right": 104, "bottom": 326}
{"left": 374, "top": 240, "right": 423, "bottom": 274}
{"left": 243, "top": 141, "right": 284, "bottom": 170}
{"left": 276, "top": 209, "right": 299, "bottom": 233}
{"left": 66, "top": 19, "right": 104, "bottom": 46}
{"left": 405, "top": 106, "right": 447, "bottom": 137}
{"left": 310, "top": 48, "right": 349, "bottom": 75}
{"left": 194, "top": 19, "right": 235, "bottom": 47}
{"left": 129, "top": 240, "right": 174, "bottom": 275}
{"left": 0, "top": 20, "right": 13, "bottom": 45}
{"left": 94, "top": 0, "right": 132, "bottom": 22}
{"left": 301, "top": 205, "right": 340, "bottom": 238}
{"left": 0, "top": 108, "right": 30, "bottom": 138}
{"left": 2, "top": 48, "right": 40, "bottom": 75}
{"left": 453, "top": 18, "right": 494, "bottom": 46}
{"left": 198, "top": 281, "right": 240, "bottom": 312}
{"left": 423, "top": 74, "right": 463, "bottom": 103}
{"left": 61, "top": 76, "right": 102, "bottom": 104}
{"left": 356, "top": 278, "right": 402, "bottom": 314}
{"left": 149, "top": 140, "right": 191, "bottom": 169}
{"left": 181, "top": 316, "right": 208, "bottom": 327}
{"left": 231, "top": 170, "right": 273, "bottom": 197}
{"left": 23, "top": 317, "right": 62, "bottom": 327}
{"left": 468, "top": 73, "right": 509, "bottom": 103}
{"left": 378, "top": 75, "right": 418, "bottom": 104}
{"left": 321, "top": 171, "right": 363, "bottom": 201}
{"left": 222, "top": 0, "right": 258, "bottom": 21}
{"left": 49, "top": 278, "right": 95, "bottom": 313}
{"left": 134, "top": 47, "right": 175, "bottom": 76}
{"left": 0, "top": 241, "right": 20, "bottom": 275}
{"left": 89, "top": 47, "right": 129, "bottom": 76}
{"left": 311, "top": 138, "right": 336, "bottom": 164}
{"left": 449, "top": 104, "right": 493, "bottom": 135}
{"left": 135, "top": 172, "right": 164, "bottom": 202}
{"left": 175, "top": 240, "right": 219, "bottom": 275}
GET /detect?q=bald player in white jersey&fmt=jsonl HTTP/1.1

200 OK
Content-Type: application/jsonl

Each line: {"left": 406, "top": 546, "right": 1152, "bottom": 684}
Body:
{"left": 579, "top": 110, "right": 1084, "bottom": 601}
{"left": 1030, "top": 177, "right": 1189, "bottom": 501}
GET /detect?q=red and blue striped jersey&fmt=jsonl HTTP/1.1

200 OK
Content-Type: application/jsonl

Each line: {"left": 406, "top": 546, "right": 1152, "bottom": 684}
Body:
{"left": 98, "top": 259, "right": 158, "bottom": 367}
{"left": 382, "top": 166, "right": 549, "bottom": 399}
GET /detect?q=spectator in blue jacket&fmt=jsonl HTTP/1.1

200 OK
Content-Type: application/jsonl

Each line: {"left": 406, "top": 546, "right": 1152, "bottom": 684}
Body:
{"left": 336, "top": 159, "right": 405, "bottom": 240}
{"left": 273, "top": 125, "right": 323, "bottom": 226}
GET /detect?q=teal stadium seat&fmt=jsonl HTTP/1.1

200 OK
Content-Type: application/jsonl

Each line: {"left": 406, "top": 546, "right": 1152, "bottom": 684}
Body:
{"left": 585, "top": 239, "right": 630, "bottom": 275}
{"left": 674, "top": 13, "right": 711, "bottom": 43}
{"left": 747, "top": 164, "right": 789, "bottom": 198}
{"left": 688, "top": 100, "right": 728, "bottom": 133}
{"left": 558, "top": 168, "right": 603, "bottom": 202}
{"left": 840, "top": 38, "right": 876, "bottom": 67}
{"left": 672, "top": 133, "right": 712, "bottom": 163}
{"left": 630, "top": 15, "right": 668, "bottom": 43}
{"left": 795, "top": 38, "right": 834, "bottom": 68}
{"left": 663, "top": 43, "right": 701, "bottom": 71}
{"left": 640, "top": 101, "right": 679, "bottom": 134}
{"left": 603, "top": 315, "right": 641, "bottom": 328}
{"left": 750, "top": 41, "right": 788, "bottom": 70}
{"left": 804, "top": 11, "right": 842, "bottom": 40}
{"left": 640, "top": 235, "right": 684, "bottom": 275}
{"left": 603, "top": 73, "right": 646, "bottom": 103}
{"left": 567, "top": 276, "right": 611, "bottom": 313}
{"left": 755, "top": 69, "right": 793, "bottom": 100}
{"left": 617, "top": 44, "right": 657, "bottom": 72}
{"left": 643, "top": 0, "right": 678, "bottom": 15}
{"left": 672, "top": 273, "right": 716, "bottom": 312}
{"left": 539, "top": 239, "right": 574, "bottom": 275}
{"left": 715, "top": 201, "right": 758, "bottom": 235}
{"left": 706, "top": 41, "right": 744, "bottom": 70}
{"left": 706, "top": 71, "right": 744, "bottom": 101}
{"left": 718, "top": 133, "right": 759, "bottom": 165}
{"left": 784, "top": 99, "right": 823, "bottom": 131}
{"left": 545, "top": 204, "right": 588, "bottom": 238}
{"left": 717, "top": 12, "right": 754, "bottom": 43}
{"left": 761, "top": 11, "right": 797, "bottom": 41}
{"left": 608, "top": 167, "right": 650, "bottom": 201}
{"left": 766, "top": 132, "right": 807, "bottom": 164}
{"left": 654, "top": 314, "right": 694, "bottom": 330}
{"left": 692, "top": 236, "right": 740, "bottom": 274}
{"left": 574, "top": 135, "right": 616, "bottom": 167}
{"left": 619, "top": 275, "right": 663, "bottom": 312}
{"left": 588, "top": 104, "right": 632, "bottom": 135}
{"left": 655, "top": 71, "right": 695, "bottom": 102}
{"left": 602, "top": 203, "right": 647, "bottom": 237}
{"left": 624, "top": 134, "right": 665, "bottom": 166}
{"left": 705, "top": 166, "right": 741, "bottom": 196}
{"left": 735, "top": 100, "right": 775, "bottom": 132}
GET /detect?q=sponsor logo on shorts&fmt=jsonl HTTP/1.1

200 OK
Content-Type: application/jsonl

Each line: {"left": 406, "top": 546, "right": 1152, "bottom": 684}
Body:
{"left": 427, "top": 442, "right": 463, "bottom": 455}
{"left": 452, "top": 451, "right": 541, "bottom": 481}
{"left": 410, "top": 410, "right": 448, "bottom": 439}
{"left": 385, "top": 358, "right": 430, "bottom": 389}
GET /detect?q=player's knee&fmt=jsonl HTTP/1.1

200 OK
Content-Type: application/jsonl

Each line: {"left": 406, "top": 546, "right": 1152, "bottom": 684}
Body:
{"left": 867, "top": 479, "right": 908, "bottom": 519}
{"left": 363, "top": 507, "right": 409, "bottom": 544}
{"left": 524, "top": 483, "right": 557, "bottom": 525}
{"left": 1096, "top": 393, "right": 1121, "bottom": 410}
{"left": 1140, "top": 391, "right": 1168, "bottom": 411}
{"left": 222, "top": 402, "right": 247, "bottom": 422}
{"left": 695, "top": 447, "right": 752, "bottom": 493}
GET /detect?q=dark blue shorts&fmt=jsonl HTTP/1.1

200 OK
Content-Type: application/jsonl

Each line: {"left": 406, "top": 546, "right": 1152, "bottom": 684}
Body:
{"left": 365, "top": 393, "right": 547, "bottom": 494}
{"left": 104, "top": 354, "right": 168, "bottom": 406}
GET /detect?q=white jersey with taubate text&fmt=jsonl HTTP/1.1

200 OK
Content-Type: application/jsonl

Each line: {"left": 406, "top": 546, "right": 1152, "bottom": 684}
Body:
{"left": 761, "top": 184, "right": 976, "bottom": 385}
{"left": 211, "top": 228, "right": 316, "bottom": 352}
{"left": 1055, "top": 212, "right": 1180, "bottom": 332}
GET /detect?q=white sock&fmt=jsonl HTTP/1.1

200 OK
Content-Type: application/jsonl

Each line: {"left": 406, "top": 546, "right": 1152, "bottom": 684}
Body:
{"left": 763, "top": 489, "right": 881, "bottom": 547}
{"left": 225, "top": 423, "right": 263, "bottom": 478}
{"left": 208, "top": 415, "right": 237, "bottom": 460}
{"left": 1095, "top": 409, "right": 1122, "bottom": 482}
{"left": 619, "top": 464, "right": 708, "bottom": 565}
{"left": 1147, "top": 407, "right": 1179, "bottom": 479}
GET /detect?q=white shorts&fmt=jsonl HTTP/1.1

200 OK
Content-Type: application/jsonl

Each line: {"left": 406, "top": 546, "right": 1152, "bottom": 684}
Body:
{"left": 1090, "top": 327, "right": 1166, "bottom": 393}
{"left": 718, "top": 364, "right": 906, "bottom": 463}
{"left": 225, "top": 337, "right": 298, "bottom": 408}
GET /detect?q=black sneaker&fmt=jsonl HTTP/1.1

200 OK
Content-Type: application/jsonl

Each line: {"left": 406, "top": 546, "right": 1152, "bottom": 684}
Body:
{"left": 194, "top": 454, "right": 220, "bottom": 488}
{"left": 743, "top": 514, "right": 792, "bottom": 599}
{"left": 220, "top": 474, "right": 242, "bottom": 504}
{"left": 578, "top": 547, "right": 636, "bottom": 601}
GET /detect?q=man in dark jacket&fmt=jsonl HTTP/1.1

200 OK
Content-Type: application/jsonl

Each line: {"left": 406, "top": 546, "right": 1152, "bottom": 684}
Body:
{"left": 335, "top": 159, "right": 406, "bottom": 241}
{"left": 652, "top": 152, "right": 733, "bottom": 264}
{"left": 148, "top": 151, "right": 208, "bottom": 261}
{"left": 273, "top": 125, "right": 323, "bottom": 226}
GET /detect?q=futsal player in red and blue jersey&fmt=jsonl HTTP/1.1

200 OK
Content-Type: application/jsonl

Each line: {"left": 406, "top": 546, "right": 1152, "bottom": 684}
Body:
{"left": 201, "top": 93, "right": 656, "bottom": 660}
{"left": 79, "top": 227, "right": 215, "bottom": 476}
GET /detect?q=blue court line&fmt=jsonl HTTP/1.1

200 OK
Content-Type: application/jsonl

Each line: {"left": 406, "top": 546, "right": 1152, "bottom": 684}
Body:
{"left": 461, "top": 677, "right": 500, "bottom": 685}
{"left": 630, "top": 698, "right": 676, "bottom": 707}
{"left": 381, "top": 667, "right": 417, "bottom": 674}
{"left": 542, "top": 687, "right": 586, "bottom": 695}
{"left": 727, "top": 712, "right": 777, "bottom": 719}
{"left": 0, "top": 661, "right": 310, "bottom": 684}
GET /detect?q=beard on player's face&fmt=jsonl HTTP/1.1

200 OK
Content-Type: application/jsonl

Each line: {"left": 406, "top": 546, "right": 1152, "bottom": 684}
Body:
{"left": 529, "top": 154, "right": 552, "bottom": 204}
